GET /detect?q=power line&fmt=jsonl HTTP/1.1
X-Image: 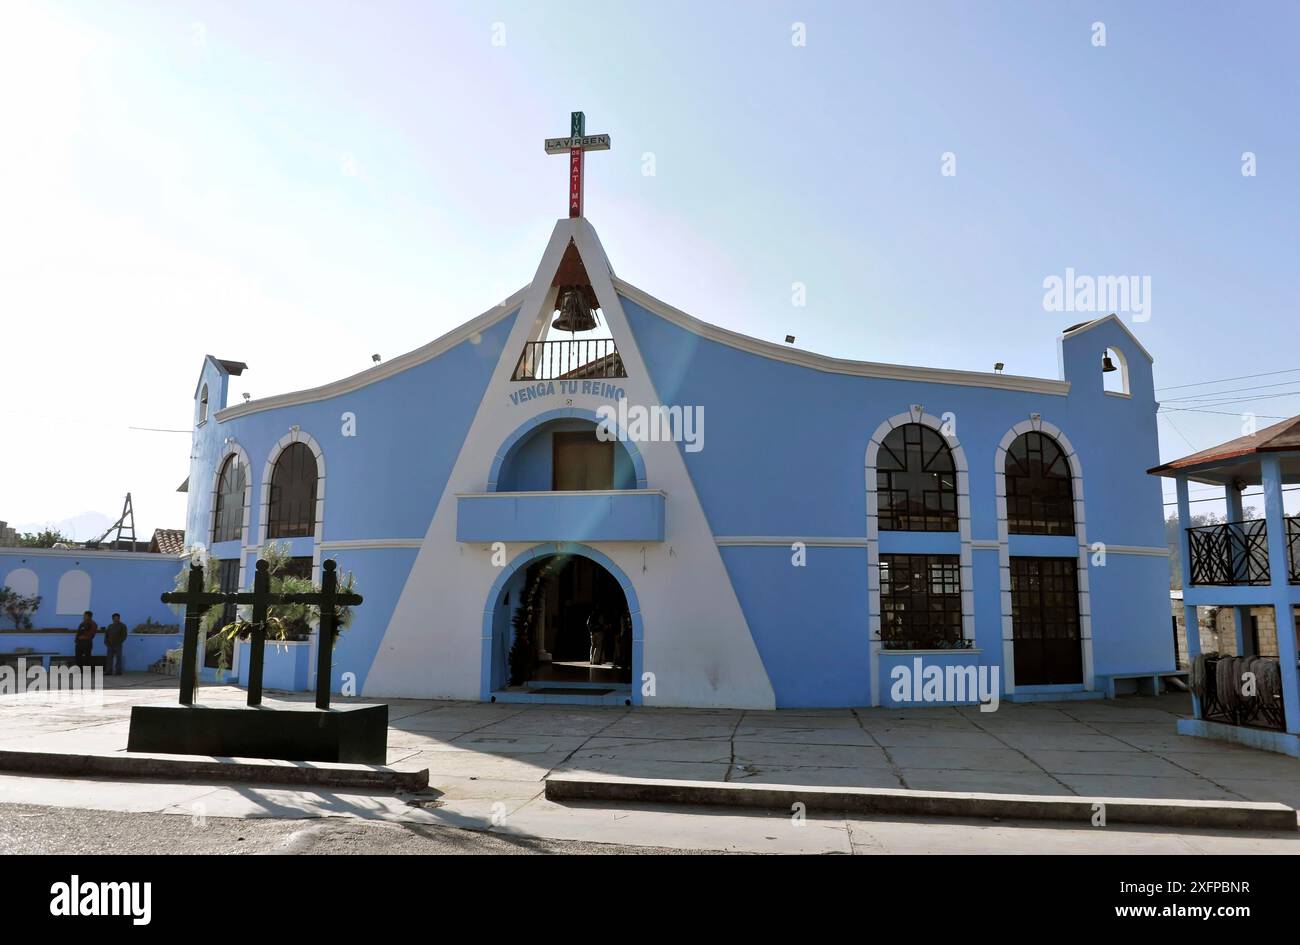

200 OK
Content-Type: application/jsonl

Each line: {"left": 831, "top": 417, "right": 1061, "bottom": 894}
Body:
{"left": 1159, "top": 389, "right": 1300, "bottom": 411}
{"left": 1157, "top": 407, "right": 1289, "bottom": 419}
{"left": 1158, "top": 411, "right": 1199, "bottom": 452}
{"left": 1163, "top": 486, "right": 1300, "bottom": 507}
{"left": 1156, "top": 367, "right": 1300, "bottom": 393}
{"left": 1159, "top": 378, "right": 1300, "bottom": 402}
{"left": 127, "top": 426, "right": 191, "bottom": 434}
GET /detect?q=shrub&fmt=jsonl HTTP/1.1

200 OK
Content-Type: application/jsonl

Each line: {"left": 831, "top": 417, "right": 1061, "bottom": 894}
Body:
{"left": 0, "top": 586, "right": 41, "bottom": 630}
{"left": 132, "top": 617, "right": 180, "bottom": 634}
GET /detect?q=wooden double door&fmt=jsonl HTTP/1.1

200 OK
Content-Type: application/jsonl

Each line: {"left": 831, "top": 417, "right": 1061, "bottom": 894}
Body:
{"left": 1010, "top": 557, "right": 1082, "bottom": 685}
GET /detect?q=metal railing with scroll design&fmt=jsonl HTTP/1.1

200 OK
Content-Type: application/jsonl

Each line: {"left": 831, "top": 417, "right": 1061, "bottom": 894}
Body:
{"left": 1193, "top": 654, "right": 1286, "bottom": 731}
{"left": 512, "top": 339, "right": 626, "bottom": 381}
{"left": 1186, "top": 518, "right": 1271, "bottom": 586}
{"left": 1288, "top": 516, "right": 1300, "bottom": 585}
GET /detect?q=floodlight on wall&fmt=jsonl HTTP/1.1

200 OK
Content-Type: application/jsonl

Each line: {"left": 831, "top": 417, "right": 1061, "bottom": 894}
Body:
{"left": 372, "top": 354, "right": 382, "bottom": 363}
{"left": 785, "top": 335, "right": 796, "bottom": 344}
{"left": 241, "top": 392, "right": 251, "bottom": 402}
{"left": 994, "top": 362, "right": 1005, "bottom": 374}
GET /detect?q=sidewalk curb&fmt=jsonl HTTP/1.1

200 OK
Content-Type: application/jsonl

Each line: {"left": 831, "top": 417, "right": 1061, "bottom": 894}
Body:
{"left": 544, "top": 775, "right": 1298, "bottom": 831}
{"left": 0, "top": 749, "right": 429, "bottom": 792}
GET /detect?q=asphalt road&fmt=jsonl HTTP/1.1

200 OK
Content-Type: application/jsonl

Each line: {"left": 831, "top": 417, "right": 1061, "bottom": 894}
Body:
{"left": 0, "top": 802, "right": 710, "bottom": 855}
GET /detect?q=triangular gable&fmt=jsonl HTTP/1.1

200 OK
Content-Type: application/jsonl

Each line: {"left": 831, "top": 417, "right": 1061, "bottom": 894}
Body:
{"left": 1058, "top": 314, "right": 1154, "bottom": 363}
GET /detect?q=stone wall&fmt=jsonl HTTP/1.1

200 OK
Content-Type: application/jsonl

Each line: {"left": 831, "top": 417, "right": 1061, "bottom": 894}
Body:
{"left": 1170, "top": 601, "right": 1294, "bottom": 666}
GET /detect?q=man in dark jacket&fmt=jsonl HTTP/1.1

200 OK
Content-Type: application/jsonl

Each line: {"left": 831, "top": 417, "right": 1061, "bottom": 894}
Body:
{"left": 75, "top": 611, "right": 97, "bottom": 668}
{"left": 104, "top": 613, "right": 128, "bottom": 676}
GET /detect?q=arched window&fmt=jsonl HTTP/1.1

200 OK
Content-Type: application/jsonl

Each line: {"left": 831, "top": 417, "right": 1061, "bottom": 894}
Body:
{"left": 267, "top": 442, "right": 318, "bottom": 538}
{"left": 199, "top": 384, "right": 209, "bottom": 424}
{"left": 212, "top": 455, "right": 246, "bottom": 543}
{"left": 876, "top": 423, "right": 958, "bottom": 531}
{"left": 1005, "top": 432, "right": 1075, "bottom": 535}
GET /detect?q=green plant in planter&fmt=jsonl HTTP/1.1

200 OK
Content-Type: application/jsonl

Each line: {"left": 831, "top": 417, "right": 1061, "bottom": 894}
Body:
{"left": 0, "top": 586, "right": 42, "bottom": 630}
{"left": 171, "top": 543, "right": 359, "bottom": 681}
{"left": 507, "top": 557, "right": 561, "bottom": 686}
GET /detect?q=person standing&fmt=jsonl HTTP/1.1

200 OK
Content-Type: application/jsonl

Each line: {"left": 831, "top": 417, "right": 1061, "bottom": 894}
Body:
{"left": 74, "top": 611, "right": 98, "bottom": 669}
{"left": 104, "top": 613, "right": 128, "bottom": 676}
{"left": 587, "top": 608, "right": 607, "bottom": 666}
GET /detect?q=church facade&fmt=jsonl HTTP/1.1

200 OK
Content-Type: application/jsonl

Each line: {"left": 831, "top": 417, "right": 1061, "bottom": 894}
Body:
{"left": 184, "top": 216, "right": 1174, "bottom": 710}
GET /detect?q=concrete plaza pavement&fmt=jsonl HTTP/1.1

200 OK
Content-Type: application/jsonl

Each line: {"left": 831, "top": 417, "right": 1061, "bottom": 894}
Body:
{"left": 1, "top": 674, "right": 1298, "bottom": 853}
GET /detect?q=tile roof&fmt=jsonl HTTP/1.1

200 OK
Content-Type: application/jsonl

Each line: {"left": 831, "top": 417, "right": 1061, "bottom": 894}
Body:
{"left": 1149, "top": 415, "right": 1300, "bottom": 475}
{"left": 149, "top": 528, "right": 187, "bottom": 556}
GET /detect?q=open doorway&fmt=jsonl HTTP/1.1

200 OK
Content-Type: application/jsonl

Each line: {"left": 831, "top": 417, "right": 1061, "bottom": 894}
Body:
{"left": 504, "top": 553, "right": 632, "bottom": 693}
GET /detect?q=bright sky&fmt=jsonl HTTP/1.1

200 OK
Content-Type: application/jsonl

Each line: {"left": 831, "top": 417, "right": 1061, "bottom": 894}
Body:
{"left": 2, "top": 0, "right": 1297, "bottom": 538}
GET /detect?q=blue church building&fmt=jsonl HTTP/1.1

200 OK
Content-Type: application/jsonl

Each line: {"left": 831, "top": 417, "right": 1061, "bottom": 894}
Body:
{"left": 183, "top": 215, "right": 1173, "bottom": 710}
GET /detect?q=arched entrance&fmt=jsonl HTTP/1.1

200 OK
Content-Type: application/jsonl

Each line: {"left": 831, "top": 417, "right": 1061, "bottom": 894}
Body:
{"left": 483, "top": 544, "right": 640, "bottom": 703}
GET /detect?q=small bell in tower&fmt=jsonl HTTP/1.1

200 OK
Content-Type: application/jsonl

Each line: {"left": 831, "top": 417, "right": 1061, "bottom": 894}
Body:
{"left": 551, "top": 285, "right": 599, "bottom": 333}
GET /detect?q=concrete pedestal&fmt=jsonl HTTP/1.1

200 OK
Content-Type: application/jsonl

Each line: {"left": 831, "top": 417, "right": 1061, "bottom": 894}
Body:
{"left": 126, "top": 702, "right": 388, "bottom": 764}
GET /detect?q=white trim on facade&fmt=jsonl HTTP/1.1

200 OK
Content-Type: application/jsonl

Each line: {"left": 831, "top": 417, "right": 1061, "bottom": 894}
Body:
{"left": 615, "top": 278, "right": 1072, "bottom": 396}
{"left": 1104, "top": 545, "right": 1170, "bottom": 557}
{"left": 455, "top": 489, "right": 669, "bottom": 499}
{"left": 1057, "top": 314, "right": 1154, "bottom": 363}
{"left": 318, "top": 538, "right": 424, "bottom": 551}
{"left": 713, "top": 536, "right": 871, "bottom": 547}
{"left": 214, "top": 288, "right": 530, "bottom": 422}
{"left": 0, "top": 548, "right": 180, "bottom": 561}
{"left": 865, "top": 406, "right": 975, "bottom": 706}
{"left": 209, "top": 443, "right": 254, "bottom": 579}
{"left": 994, "top": 416, "right": 1094, "bottom": 695}
{"left": 257, "top": 428, "right": 326, "bottom": 581}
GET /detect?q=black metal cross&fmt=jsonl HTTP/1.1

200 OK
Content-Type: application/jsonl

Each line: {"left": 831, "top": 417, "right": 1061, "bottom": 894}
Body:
{"left": 162, "top": 557, "right": 362, "bottom": 710}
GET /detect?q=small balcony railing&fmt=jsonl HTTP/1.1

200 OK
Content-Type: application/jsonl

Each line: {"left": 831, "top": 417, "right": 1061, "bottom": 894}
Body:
{"left": 1289, "top": 517, "right": 1300, "bottom": 584}
{"left": 1186, "top": 516, "right": 1300, "bottom": 586}
{"left": 1186, "top": 518, "right": 1271, "bottom": 586}
{"left": 512, "top": 339, "right": 626, "bottom": 381}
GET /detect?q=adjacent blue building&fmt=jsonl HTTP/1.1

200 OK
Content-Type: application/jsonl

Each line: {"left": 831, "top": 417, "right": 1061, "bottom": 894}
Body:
{"left": 179, "top": 217, "right": 1173, "bottom": 709}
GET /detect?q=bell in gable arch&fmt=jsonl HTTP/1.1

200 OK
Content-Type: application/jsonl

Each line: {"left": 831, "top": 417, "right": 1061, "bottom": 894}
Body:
{"left": 551, "top": 285, "right": 599, "bottom": 333}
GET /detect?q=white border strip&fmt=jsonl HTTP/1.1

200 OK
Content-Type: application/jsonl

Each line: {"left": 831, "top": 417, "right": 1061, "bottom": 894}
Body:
{"left": 615, "top": 278, "right": 1071, "bottom": 396}
{"left": 994, "top": 416, "right": 1093, "bottom": 695}
{"left": 1104, "top": 545, "right": 1171, "bottom": 557}
{"left": 864, "top": 406, "right": 975, "bottom": 706}
{"left": 714, "top": 536, "right": 871, "bottom": 547}
{"left": 214, "top": 287, "right": 530, "bottom": 421}
{"left": 318, "top": 538, "right": 425, "bottom": 551}
{"left": 0, "top": 548, "right": 181, "bottom": 561}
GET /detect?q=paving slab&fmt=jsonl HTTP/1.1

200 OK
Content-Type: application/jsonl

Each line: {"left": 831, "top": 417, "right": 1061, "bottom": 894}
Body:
{"left": 551, "top": 757, "right": 732, "bottom": 783}
{"left": 474, "top": 711, "right": 625, "bottom": 738}
{"left": 575, "top": 736, "right": 733, "bottom": 764}
{"left": 1023, "top": 749, "right": 1190, "bottom": 777}
{"left": 1154, "top": 750, "right": 1300, "bottom": 782}
{"left": 1053, "top": 774, "right": 1246, "bottom": 802}
{"left": 989, "top": 732, "right": 1140, "bottom": 752}
{"left": 387, "top": 749, "right": 571, "bottom": 782}
{"left": 884, "top": 746, "right": 1043, "bottom": 773}
{"left": 733, "top": 742, "right": 892, "bottom": 769}
{"left": 872, "top": 729, "right": 1006, "bottom": 749}
{"left": 732, "top": 725, "right": 877, "bottom": 746}
{"left": 728, "top": 764, "right": 904, "bottom": 789}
